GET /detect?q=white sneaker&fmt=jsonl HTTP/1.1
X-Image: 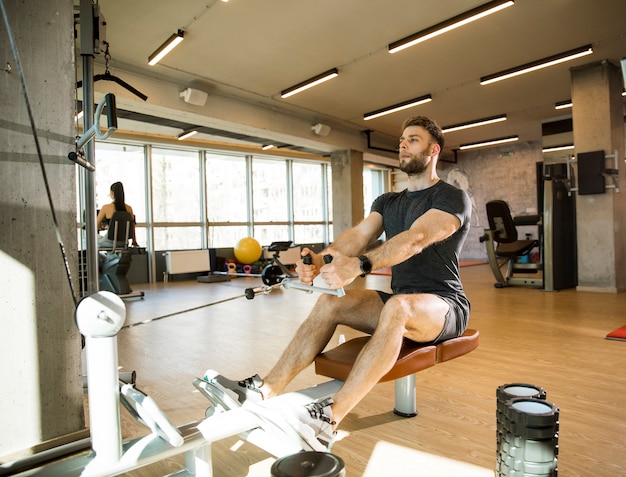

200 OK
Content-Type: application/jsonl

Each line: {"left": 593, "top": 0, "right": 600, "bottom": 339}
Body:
{"left": 290, "top": 397, "right": 337, "bottom": 451}
{"left": 203, "top": 370, "right": 263, "bottom": 406}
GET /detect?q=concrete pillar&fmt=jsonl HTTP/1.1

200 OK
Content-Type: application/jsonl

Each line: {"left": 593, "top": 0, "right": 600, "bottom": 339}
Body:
{"left": 0, "top": 0, "right": 84, "bottom": 458}
{"left": 571, "top": 60, "right": 626, "bottom": 292}
{"left": 330, "top": 149, "right": 364, "bottom": 239}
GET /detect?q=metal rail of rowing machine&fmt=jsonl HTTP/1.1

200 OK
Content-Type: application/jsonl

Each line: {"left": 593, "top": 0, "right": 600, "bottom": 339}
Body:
{"left": 245, "top": 277, "right": 345, "bottom": 299}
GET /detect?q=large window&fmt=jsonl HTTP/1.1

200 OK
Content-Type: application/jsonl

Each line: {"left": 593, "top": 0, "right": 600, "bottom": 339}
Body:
{"left": 363, "top": 167, "right": 387, "bottom": 217}
{"left": 86, "top": 139, "right": 387, "bottom": 280}
{"left": 293, "top": 161, "right": 329, "bottom": 244}
{"left": 205, "top": 153, "right": 248, "bottom": 247}
{"left": 151, "top": 148, "right": 202, "bottom": 249}
{"left": 205, "top": 154, "right": 332, "bottom": 248}
{"left": 251, "top": 157, "right": 289, "bottom": 244}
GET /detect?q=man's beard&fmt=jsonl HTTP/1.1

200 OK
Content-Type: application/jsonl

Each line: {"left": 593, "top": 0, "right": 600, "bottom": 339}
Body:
{"left": 399, "top": 152, "right": 429, "bottom": 175}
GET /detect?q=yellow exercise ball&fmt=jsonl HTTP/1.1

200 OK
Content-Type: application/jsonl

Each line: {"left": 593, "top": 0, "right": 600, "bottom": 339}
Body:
{"left": 234, "top": 237, "right": 262, "bottom": 264}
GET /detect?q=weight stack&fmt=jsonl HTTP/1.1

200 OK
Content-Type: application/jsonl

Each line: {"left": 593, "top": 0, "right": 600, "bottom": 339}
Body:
{"left": 496, "top": 384, "right": 558, "bottom": 477}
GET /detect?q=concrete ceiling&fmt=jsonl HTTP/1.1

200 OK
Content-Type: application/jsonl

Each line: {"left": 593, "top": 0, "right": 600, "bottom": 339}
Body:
{"left": 79, "top": 0, "right": 626, "bottom": 161}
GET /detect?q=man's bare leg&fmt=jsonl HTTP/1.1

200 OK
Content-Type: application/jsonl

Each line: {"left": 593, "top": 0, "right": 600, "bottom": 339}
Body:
{"left": 329, "top": 293, "right": 449, "bottom": 426}
{"left": 260, "top": 290, "right": 383, "bottom": 399}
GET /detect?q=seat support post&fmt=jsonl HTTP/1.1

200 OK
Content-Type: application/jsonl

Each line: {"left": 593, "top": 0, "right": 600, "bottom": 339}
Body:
{"left": 393, "top": 374, "right": 417, "bottom": 417}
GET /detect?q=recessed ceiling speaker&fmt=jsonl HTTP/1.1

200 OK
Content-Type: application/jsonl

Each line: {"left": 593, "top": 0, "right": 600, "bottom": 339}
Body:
{"left": 311, "top": 123, "right": 331, "bottom": 136}
{"left": 180, "top": 88, "right": 208, "bottom": 106}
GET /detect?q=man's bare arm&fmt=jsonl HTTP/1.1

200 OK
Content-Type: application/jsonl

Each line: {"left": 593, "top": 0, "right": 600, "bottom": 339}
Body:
{"left": 328, "top": 212, "right": 384, "bottom": 257}
{"left": 366, "top": 208, "right": 460, "bottom": 271}
{"left": 297, "top": 213, "right": 383, "bottom": 284}
{"left": 320, "top": 208, "right": 460, "bottom": 288}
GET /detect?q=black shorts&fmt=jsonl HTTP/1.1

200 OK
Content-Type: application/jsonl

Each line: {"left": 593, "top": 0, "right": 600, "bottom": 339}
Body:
{"left": 375, "top": 290, "right": 469, "bottom": 344}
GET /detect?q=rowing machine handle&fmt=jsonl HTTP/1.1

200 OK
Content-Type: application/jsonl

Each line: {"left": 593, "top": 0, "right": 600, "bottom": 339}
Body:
{"left": 323, "top": 254, "right": 346, "bottom": 297}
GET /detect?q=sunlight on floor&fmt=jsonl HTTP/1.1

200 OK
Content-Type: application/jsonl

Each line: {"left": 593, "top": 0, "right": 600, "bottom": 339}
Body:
{"left": 363, "top": 441, "right": 494, "bottom": 477}
{"left": 246, "top": 457, "right": 275, "bottom": 475}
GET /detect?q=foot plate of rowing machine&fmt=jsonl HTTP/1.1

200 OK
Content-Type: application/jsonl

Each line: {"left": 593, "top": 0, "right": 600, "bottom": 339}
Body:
{"left": 193, "top": 377, "right": 241, "bottom": 415}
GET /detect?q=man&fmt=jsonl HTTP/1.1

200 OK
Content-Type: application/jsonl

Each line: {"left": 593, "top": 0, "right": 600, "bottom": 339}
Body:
{"left": 209, "top": 115, "right": 472, "bottom": 451}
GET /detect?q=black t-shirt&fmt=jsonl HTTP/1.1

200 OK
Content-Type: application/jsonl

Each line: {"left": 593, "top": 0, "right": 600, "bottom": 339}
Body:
{"left": 370, "top": 180, "right": 471, "bottom": 313}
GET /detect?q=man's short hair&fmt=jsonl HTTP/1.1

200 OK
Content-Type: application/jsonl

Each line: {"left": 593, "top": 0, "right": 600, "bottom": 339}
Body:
{"left": 401, "top": 116, "right": 444, "bottom": 150}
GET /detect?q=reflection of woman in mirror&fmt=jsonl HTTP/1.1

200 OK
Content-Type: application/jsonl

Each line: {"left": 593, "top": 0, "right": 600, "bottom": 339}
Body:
{"left": 447, "top": 168, "right": 479, "bottom": 226}
{"left": 97, "top": 181, "right": 138, "bottom": 246}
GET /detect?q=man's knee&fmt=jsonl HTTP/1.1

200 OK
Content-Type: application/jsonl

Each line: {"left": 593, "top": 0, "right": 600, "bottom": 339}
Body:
{"left": 381, "top": 295, "right": 413, "bottom": 315}
{"left": 384, "top": 294, "right": 448, "bottom": 317}
{"left": 316, "top": 291, "right": 340, "bottom": 310}
{"left": 380, "top": 294, "right": 449, "bottom": 342}
{"left": 378, "top": 297, "right": 411, "bottom": 329}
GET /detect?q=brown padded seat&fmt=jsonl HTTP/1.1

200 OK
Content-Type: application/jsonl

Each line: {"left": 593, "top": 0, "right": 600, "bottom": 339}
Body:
{"left": 315, "top": 328, "right": 479, "bottom": 383}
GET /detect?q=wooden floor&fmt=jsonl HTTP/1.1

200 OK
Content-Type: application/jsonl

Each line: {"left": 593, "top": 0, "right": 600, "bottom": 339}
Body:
{"left": 107, "top": 265, "right": 626, "bottom": 476}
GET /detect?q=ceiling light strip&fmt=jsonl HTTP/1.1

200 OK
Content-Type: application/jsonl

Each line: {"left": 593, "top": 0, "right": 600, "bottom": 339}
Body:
{"left": 542, "top": 144, "right": 574, "bottom": 153}
{"left": 388, "top": 0, "right": 514, "bottom": 54}
{"left": 178, "top": 129, "right": 197, "bottom": 140}
{"left": 555, "top": 100, "right": 573, "bottom": 110}
{"left": 148, "top": 29, "right": 185, "bottom": 66}
{"left": 280, "top": 68, "right": 339, "bottom": 98}
{"left": 363, "top": 94, "right": 432, "bottom": 121}
{"left": 480, "top": 45, "right": 593, "bottom": 85}
{"left": 442, "top": 114, "right": 507, "bottom": 133}
{"left": 459, "top": 135, "right": 518, "bottom": 150}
